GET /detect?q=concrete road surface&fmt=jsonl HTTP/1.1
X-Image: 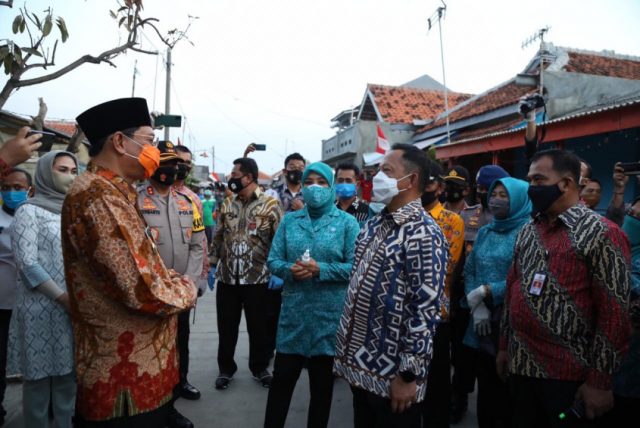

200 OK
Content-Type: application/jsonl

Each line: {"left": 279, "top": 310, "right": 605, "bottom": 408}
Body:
{"left": 4, "top": 290, "right": 478, "bottom": 427}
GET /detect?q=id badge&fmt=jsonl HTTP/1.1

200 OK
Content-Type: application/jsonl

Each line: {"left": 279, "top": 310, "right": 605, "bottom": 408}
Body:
{"left": 529, "top": 272, "right": 546, "bottom": 296}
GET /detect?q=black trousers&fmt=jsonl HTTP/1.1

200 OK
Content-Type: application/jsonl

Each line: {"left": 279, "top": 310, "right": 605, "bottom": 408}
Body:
{"left": 476, "top": 350, "right": 511, "bottom": 428}
{"left": 422, "top": 323, "right": 451, "bottom": 428}
{"left": 264, "top": 353, "right": 334, "bottom": 428}
{"left": 508, "top": 375, "right": 608, "bottom": 428}
{"left": 216, "top": 282, "right": 269, "bottom": 375}
{"left": 177, "top": 309, "right": 191, "bottom": 384}
{"left": 351, "top": 386, "right": 421, "bottom": 428}
{"left": 0, "top": 309, "right": 10, "bottom": 418}
{"left": 264, "top": 288, "right": 282, "bottom": 361}
{"left": 74, "top": 402, "right": 171, "bottom": 428}
{"left": 450, "top": 308, "right": 476, "bottom": 395}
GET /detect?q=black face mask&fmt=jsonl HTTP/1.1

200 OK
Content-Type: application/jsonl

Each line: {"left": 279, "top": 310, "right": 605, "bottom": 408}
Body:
{"left": 286, "top": 170, "right": 303, "bottom": 185}
{"left": 421, "top": 190, "right": 437, "bottom": 207}
{"left": 176, "top": 163, "right": 191, "bottom": 180}
{"left": 151, "top": 165, "right": 177, "bottom": 186}
{"left": 228, "top": 176, "right": 246, "bottom": 194}
{"left": 477, "top": 191, "right": 488, "bottom": 209}
{"left": 527, "top": 183, "right": 563, "bottom": 214}
{"left": 445, "top": 184, "right": 466, "bottom": 203}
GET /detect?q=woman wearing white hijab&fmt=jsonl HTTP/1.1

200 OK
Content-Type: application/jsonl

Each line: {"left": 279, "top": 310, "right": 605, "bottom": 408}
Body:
{"left": 8, "top": 150, "right": 78, "bottom": 427}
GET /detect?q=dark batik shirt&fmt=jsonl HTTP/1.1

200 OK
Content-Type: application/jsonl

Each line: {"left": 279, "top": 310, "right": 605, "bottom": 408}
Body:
{"left": 500, "top": 203, "right": 631, "bottom": 390}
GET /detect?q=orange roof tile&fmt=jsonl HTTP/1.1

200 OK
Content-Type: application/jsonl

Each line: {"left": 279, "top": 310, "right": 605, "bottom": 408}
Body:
{"left": 367, "top": 84, "right": 472, "bottom": 124}
{"left": 45, "top": 120, "right": 78, "bottom": 136}
{"left": 417, "top": 81, "right": 530, "bottom": 133}
{"left": 565, "top": 51, "right": 640, "bottom": 80}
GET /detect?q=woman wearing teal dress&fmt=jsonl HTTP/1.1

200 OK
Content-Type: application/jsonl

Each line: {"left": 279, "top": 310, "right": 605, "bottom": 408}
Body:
{"left": 264, "top": 162, "right": 359, "bottom": 428}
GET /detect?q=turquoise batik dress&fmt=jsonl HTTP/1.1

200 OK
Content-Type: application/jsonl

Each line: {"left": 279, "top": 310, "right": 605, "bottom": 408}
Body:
{"left": 268, "top": 205, "right": 359, "bottom": 357}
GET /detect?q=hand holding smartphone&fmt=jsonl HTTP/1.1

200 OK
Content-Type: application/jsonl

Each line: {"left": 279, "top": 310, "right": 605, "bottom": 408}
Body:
{"left": 619, "top": 162, "right": 640, "bottom": 176}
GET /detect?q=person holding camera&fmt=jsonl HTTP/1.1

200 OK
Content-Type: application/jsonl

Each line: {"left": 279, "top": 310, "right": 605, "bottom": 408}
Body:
{"left": 606, "top": 162, "right": 640, "bottom": 226}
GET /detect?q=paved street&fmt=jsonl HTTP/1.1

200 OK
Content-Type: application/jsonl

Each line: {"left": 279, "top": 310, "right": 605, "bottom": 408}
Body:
{"left": 4, "top": 290, "right": 477, "bottom": 427}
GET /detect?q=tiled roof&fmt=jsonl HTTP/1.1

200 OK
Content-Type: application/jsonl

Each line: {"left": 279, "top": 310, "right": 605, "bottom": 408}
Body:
{"left": 417, "top": 47, "right": 640, "bottom": 135}
{"left": 416, "top": 81, "right": 530, "bottom": 133}
{"left": 440, "top": 96, "right": 640, "bottom": 148}
{"left": 565, "top": 51, "right": 640, "bottom": 80}
{"left": 367, "top": 84, "right": 472, "bottom": 124}
{"left": 45, "top": 120, "right": 78, "bottom": 136}
{"left": 449, "top": 117, "right": 524, "bottom": 143}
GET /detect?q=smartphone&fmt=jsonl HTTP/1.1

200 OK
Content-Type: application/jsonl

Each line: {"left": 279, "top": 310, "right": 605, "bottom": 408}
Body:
{"left": 620, "top": 162, "right": 640, "bottom": 176}
{"left": 27, "top": 130, "right": 57, "bottom": 152}
{"left": 253, "top": 143, "right": 266, "bottom": 151}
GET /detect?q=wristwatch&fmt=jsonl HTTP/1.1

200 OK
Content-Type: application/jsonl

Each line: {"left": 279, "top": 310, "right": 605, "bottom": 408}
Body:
{"left": 399, "top": 370, "right": 416, "bottom": 383}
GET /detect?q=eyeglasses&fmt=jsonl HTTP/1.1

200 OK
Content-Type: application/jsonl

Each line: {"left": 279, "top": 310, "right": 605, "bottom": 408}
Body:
{"left": 127, "top": 133, "right": 159, "bottom": 147}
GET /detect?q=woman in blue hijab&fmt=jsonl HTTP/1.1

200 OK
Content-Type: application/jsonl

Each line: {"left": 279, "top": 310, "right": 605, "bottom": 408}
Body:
{"left": 463, "top": 177, "right": 532, "bottom": 428}
{"left": 264, "top": 162, "right": 360, "bottom": 428}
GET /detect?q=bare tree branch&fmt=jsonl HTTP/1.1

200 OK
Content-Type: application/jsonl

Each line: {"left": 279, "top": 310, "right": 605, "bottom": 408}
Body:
{"left": 130, "top": 46, "right": 158, "bottom": 55}
{"left": 30, "top": 97, "right": 47, "bottom": 130}
{"left": 66, "top": 127, "right": 85, "bottom": 154}
{"left": 14, "top": 39, "right": 135, "bottom": 88}
{"left": 0, "top": 1, "right": 14, "bottom": 7}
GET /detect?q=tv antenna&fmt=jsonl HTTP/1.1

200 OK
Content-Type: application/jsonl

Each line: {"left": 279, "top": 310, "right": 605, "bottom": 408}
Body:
{"left": 521, "top": 26, "right": 551, "bottom": 95}
{"left": 427, "top": 1, "right": 451, "bottom": 145}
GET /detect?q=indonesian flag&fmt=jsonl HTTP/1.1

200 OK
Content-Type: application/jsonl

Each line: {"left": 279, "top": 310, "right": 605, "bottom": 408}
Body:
{"left": 375, "top": 124, "right": 390, "bottom": 155}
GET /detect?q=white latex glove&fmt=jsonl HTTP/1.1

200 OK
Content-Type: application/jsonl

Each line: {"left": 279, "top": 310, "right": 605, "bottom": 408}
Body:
{"left": 466, "top": 285, "right": 487, "bottom": 311}
{"left": 473, "top": 302, "right": 491, "bottom": 337}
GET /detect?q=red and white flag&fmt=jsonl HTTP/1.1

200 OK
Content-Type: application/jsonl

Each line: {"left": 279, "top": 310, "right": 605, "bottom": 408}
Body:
{"left": 375, "top": 124, "right": 390, "bottom": 155}
{"left": 210, "top": 172, "right": 220, "bottom": 182}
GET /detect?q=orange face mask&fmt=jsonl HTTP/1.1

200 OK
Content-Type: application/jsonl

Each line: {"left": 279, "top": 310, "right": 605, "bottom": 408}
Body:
{"left": 124, "top": 135, "right": 160, "bottom": 178}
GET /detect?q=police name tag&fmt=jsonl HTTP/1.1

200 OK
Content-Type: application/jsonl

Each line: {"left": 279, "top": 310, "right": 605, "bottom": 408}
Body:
{"left": 529, "top": 272, "right": 546, "bottom": 296}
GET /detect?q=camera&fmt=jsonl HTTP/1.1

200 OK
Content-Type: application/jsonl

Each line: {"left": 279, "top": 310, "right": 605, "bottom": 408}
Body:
{"left": 519, "top": 93, "right": 545, "bottom": 116}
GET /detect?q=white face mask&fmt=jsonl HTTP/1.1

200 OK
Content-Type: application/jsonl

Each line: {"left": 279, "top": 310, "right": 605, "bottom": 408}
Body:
{"left": 372, "top": 171, "right": 412, "bottom": 205}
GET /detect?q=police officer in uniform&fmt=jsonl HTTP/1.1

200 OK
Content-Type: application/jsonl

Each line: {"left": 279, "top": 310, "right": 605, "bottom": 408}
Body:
{"left": 137, "top": 141, "right": 204, "bottom": 428}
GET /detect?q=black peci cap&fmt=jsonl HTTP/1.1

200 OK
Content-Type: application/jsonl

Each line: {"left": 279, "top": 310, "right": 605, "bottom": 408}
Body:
{"left": 76, "top": 98, "right": 152, "bottom": 147}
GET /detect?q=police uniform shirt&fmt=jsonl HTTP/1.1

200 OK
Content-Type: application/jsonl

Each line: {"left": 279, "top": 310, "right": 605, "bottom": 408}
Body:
{"left": 136, "top": 184, "right": 205, "bottom": 280}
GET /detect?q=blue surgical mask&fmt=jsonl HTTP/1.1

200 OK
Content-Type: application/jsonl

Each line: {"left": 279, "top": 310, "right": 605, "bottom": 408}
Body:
{"left": 1, "top": 190, "right": 29, "bottom": 210}
{"left": 335, "top": 183, "right": 356, "bottom": 200}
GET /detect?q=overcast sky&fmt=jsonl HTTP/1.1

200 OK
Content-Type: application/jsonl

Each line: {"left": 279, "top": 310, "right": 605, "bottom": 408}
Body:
{"left": 2, "top": 0, "right": 640, "bottom": 174}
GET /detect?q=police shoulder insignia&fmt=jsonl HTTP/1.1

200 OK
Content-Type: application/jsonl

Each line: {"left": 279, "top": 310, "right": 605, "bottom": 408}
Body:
{"left": 142, "top": 197, "right": 156, "bottom": 210}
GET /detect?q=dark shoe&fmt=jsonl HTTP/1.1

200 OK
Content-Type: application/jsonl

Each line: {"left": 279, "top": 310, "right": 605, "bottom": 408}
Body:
{"left": 450, "top": 392, "right": 468, "bottom": 424}
{"left": 215, "top": 373, "right": 233, "bottom": 390}
{"left": 252, "top": 370, "right": 273, "bottom": 388}
{"left": 179, "top": 381, "right": 201, "bottom": 400}
{"left": 167, "top": 407, "right": 194, "bottom": 428}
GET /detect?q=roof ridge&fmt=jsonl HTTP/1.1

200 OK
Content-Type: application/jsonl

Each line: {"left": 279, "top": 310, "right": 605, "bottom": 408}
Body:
{"left": 557, "top": 45, "right": 640, "bottom": 63}
{"left": 366, "top": 83, "right": 471, "bottom": 96}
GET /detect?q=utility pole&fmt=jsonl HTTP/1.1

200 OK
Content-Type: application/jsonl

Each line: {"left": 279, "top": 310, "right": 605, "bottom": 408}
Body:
{"left": 427, "top": 1, "right": 451, "bottom": 144}
{"left": 211, "top": 146, "right": 215, "bottom": 172}
{"left": 131, "top": 59, "right": 138, "bottom": 97}
{"left": 164, "top": 47, "right": 172, "bottom": 141}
